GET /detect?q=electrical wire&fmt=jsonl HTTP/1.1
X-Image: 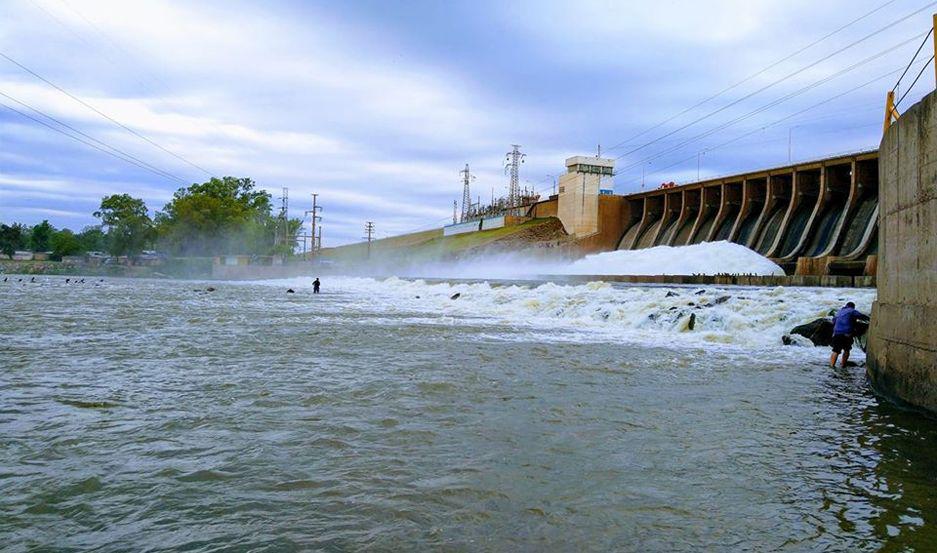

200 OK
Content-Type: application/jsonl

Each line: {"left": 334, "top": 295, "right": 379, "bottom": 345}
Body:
{"left": 0, "top": 98, "right": 189, "bottom": 184}
{"left": 896, "top": 54, "right": 935, "bottom": 106}
{"left": 610, "top": 2, "right": 937, "bottom": 161}
{"left": 604, "top": 0, "right": 902, "bottom": 153}
{"left": 616, "top": 32, "right": 927, "bottom": 173}
{"left": 891, "top": 26, "right": 934, "bottom": 91}
{"left": 0, "top": 50, "right": 214, "bottom": 177}
{"left": 0, "top": 88, "right": 189, "bottom": 184}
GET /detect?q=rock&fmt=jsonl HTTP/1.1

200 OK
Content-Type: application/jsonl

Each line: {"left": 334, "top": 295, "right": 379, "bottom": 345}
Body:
{"left": 694, "top": 289, "right": 706, "bottom": 295}
{"left": 665, "top": 291, "right": 678, "bottom": 297}
{"left": 415, "top": 295, "right": 420, "bottom": 299}
{"left": 782, "top": 335, "right": 794, "bottom": 345}
{"left": 286, "top": 289, "right": 295, "bottom": 294}
{"left": 789, "top": 318, "right": 834, "bottom": 346}
{"left": 450, "top": 293, "right": 461, "bottom": 300}
{"left": 687, "top": 313, "right": 696, "bottom": 330}
{"left": 713, "top": 295, "right": 731, "bottom": 305}
{"left": 206, "top": 287, "right": 216, "bottom": 292}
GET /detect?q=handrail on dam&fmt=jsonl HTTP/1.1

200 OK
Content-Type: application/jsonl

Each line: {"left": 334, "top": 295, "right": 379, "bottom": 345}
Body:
{"left": 613, "top": 149, "right": 879, "bottom": 276}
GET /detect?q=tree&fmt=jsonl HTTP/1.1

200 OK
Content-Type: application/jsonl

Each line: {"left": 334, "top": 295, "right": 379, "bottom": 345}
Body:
{"left": 0, "top": 223, "right": 28, "bottom": 259}
{"left": 77, "top": 225, "right": 107, "bottom": 252}
{"left": 51, "top": 229, "right": 83, "bottom": 259}
{"left": 29, "top": 220, "right": 54, "bottom": 252}
{"left": 155, "top": 176, "right": 298, "bottom": 256}
{"left": 94, "top": 194, "right": 154, "bottom": 257}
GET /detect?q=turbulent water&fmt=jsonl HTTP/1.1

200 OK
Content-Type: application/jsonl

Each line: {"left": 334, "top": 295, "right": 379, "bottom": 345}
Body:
{"left": 3, "top": 275, "right": 937, "bottom": 551}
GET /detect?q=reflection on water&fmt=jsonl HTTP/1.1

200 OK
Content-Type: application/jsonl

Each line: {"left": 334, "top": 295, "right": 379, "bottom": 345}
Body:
{"left": 0, "top": 276, "right": 935, "bottom": 551}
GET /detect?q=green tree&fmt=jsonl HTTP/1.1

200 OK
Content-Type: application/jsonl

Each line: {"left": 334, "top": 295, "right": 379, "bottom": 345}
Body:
{"left": 50, "top": 228, "right": 83, "bottom": 259}
{"left": 29, "top": 220, "right": 54, "bottom": 252}
{"left": 155, "top": 176, "right": 297, "bottom": 256}
{"left": 0, "top": 223, "right": 28, "bottom": 259}
{"left": 77, "top": 225, "right": 107, "bottom": 252}
{"left": 94, "top": 194, "right": 154, "bottom": 256}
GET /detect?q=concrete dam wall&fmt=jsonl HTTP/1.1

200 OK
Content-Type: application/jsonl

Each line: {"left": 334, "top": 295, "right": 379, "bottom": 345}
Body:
{"left": 614, "top": 151, "right": 880, "bottom": 275}
{"left": 868, "top": 89, "right": 937, "bottom": 413}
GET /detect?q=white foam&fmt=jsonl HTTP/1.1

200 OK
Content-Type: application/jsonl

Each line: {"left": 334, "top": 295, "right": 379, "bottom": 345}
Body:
{"left": 252, "top": 276, "right": 875, "bottom": 356}
{"left": 562, "top": 241, "right": 784, "bottom": 276}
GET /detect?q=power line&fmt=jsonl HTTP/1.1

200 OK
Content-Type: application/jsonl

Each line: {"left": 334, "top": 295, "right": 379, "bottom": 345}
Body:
{"left": 0, "top": 50, "right": 214, "bottom": 177}
{"left": 631, "top": 60, "right": 927, "bottom": 185}
{"left": 0, "top": 98, "right": 189, "bottom": 184}
{"left": 604, "top": 0, "right": 902, "bottom": 153}
{"left": 891, "top": 26, "right": 934, "bottom": 91}
{"left": 616, "top": 32, "right": 927, "bottom": 174}
{"left": 0, "top": 88, "right": 189, "bottom": 184}
{"left": 896, "top": 54, "right": 935, "bottom": 106}
{"left": 611, "top": 2, "right": 937, "bottom": 161}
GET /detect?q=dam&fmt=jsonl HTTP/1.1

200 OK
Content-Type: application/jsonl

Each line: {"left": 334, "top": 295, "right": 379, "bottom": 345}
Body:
{"left": 532, "top": 150, "right": 880, "bottom": 277}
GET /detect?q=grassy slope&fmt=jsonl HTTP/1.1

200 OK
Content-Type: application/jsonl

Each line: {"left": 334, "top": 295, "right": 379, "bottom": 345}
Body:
{"left": 323, "top": 218, "right": 560, "bottom": 263}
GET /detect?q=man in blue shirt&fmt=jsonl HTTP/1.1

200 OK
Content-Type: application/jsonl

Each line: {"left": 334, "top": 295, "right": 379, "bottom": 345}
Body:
{"left": 829, "top": 301, "right": 869, "bottom": 368}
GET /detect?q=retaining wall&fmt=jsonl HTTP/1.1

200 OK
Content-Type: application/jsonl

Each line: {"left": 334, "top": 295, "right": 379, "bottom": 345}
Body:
{"left": 867, "top": 90, "right": 937, "bottom": 412}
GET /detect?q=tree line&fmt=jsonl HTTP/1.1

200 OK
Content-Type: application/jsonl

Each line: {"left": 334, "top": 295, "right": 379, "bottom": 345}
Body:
{"left": 1, "top": 177, "right": 302, "bottom": 260}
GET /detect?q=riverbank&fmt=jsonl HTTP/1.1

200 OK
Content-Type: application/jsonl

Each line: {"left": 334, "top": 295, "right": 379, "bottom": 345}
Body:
{"left": 0, "top": 258, "right": 213, "bottom": 279}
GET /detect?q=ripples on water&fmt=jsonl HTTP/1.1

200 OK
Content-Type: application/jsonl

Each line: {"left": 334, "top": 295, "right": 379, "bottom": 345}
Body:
{"left": 1, "top": 276, "right": 936, "bottom": 551}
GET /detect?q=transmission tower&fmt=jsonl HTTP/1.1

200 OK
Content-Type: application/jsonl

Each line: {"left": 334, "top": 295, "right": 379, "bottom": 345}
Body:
{"left": 459, "top": 163, "right": 475, "bottom": 221}
{"left": 364, "top": 221, "right": 375, "bottom": 259}
{"left": 504, "top": 145, "right": 525, "bottom": 207}
{"left": 452, "top": 200, "right": 458, "bottom": 224}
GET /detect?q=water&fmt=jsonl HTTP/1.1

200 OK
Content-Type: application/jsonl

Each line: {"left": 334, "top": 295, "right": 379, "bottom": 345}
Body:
{"left": 2, "top": 276, "right": 937, "bottom": 551}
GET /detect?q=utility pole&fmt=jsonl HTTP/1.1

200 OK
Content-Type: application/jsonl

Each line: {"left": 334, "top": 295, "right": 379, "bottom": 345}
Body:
{"left": 452, "top": 200, "right": 458, "bottom": 224}
{"left": 504, "top": 144, "right": 526, "bottom": 208}
{"left": 460, "top": 163, "right": 474, "bottom": 222}
{"left": 364, "top": 221, "right": 374, "bottom": 259}
{"left": 304, "top": 193, "right": 322, "bottom": 258}
{"left": 317, "top": 225, "right": 322, "bottom": 252}
{"left": 275, "top": 187, "right": 289, "bottom": 250}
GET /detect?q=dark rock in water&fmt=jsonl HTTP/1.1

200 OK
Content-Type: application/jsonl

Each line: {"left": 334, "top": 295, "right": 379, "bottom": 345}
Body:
{"left": 687, "top": 302, "right": 695, "bottom": 306}
{"left": 65, "top": 278, "right": 70, "bottom": 283}
{"left": 415, "top": 295, "right": 421, "bottom": 299}
{"left": 665, "top": 291, "right": 678, "bottom": 297}
{"left": 788, "top": 317, "right": 870, "bottom": 348}
{"left": 694, "top": 289, "right": 706, "bottom": 295}
{"left": 668, "top": 306, "right": 678, "bottom": 311}
{"left": 286, "top": 289, "right": 295, "bottom": 294}
{"left": 781, "top": 335, "right": 797, "bottom": 346}
{"left": 713, "top": 295, "right": 731, "bottom": 305}
{"left": 687, "top": 313, "right": 696, "bottom": 330}
{"left": 789, "top": 318, "right": 834, "bottom": 346}
{"left": 450, "top": 293, "right": 461, "bottom": 300}
{"left": 206, "top": 287, "right": 216, "bottom": 292}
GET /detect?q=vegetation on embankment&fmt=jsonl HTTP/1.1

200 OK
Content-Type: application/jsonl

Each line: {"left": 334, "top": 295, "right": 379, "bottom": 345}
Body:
{"left": 0, "top": 257, "right": 214, "bottom": 279}
{"left": 321, "top": 217, "right": 569, "bottom": 267}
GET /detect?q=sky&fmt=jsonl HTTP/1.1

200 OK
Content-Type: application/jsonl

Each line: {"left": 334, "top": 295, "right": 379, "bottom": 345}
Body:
{"left": 0, "top": 0, "right": 934, "bottom": 246}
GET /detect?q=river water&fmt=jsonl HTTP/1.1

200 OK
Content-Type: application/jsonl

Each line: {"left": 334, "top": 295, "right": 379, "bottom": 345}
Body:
{"left": 2, "top": 276, "right": 936, "bottom": 551}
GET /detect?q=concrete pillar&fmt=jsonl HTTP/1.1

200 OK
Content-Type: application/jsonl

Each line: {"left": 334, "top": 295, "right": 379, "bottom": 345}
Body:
{"left": 868, "top": 89, "right": 937, "bottom": 413}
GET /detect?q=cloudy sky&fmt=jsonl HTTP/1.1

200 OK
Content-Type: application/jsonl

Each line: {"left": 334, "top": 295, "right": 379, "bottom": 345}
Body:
{"left": 0, "top": 0, "right": 934, "bottom": 245}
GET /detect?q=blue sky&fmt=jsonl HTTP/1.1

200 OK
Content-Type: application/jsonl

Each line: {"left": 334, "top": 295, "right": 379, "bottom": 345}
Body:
{"left": 0, "top": 0, "right": 934, "bottom": 245}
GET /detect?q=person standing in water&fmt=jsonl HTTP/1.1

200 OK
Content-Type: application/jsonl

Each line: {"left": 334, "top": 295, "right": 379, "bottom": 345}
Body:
{"left": 830, "top": 301, "right": 868, "bottom": 368}
{"left": 313, "top": 278, "right": 320, "bottom": 294}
